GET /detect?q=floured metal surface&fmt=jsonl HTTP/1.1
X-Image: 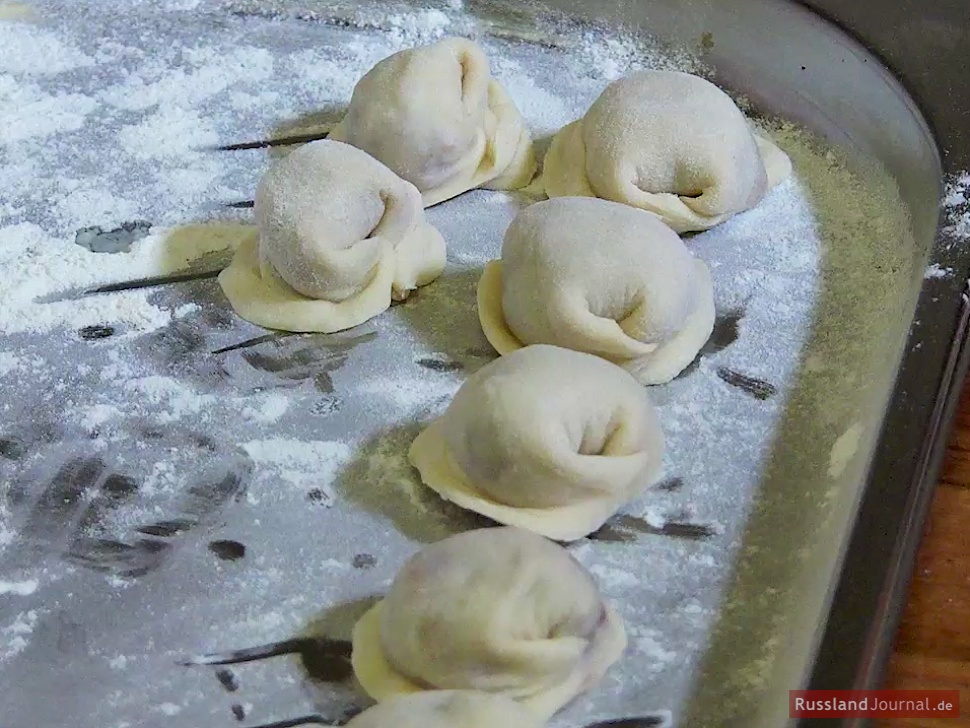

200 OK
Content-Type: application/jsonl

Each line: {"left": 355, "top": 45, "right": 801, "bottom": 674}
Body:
{"left": 0, "top": 1, "right": 925, "bottom": 726}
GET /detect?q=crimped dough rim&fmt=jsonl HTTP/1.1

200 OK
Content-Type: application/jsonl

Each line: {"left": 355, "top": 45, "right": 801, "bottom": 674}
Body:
{"left": 350, "top": 599, "right": 628, "bottom": 721}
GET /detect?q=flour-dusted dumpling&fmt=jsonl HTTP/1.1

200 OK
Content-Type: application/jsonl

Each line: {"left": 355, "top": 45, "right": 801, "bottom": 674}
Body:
{"left": 329, "top": 37, "right": 537, "bottom": 207}
{"left": 478, "top": 197, "right": 715, "bottom": 385}
{"left": 409, "top": 345, "right": 664, "bottom": 540}
{"left": 543, "top": 70, "right": 792, "bottom": 232}
{"left": 351, "top": 527, "right": 627, "bottom": 720}
{"left": 218, "top": 140, "right": 446, "bottom": 333}
{"left": 347, "top": 691, "right": 543, "bottom": 728}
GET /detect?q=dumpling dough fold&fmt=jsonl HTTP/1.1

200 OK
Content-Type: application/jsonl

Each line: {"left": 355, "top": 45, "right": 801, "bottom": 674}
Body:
{"left": 351, "top": 527, "right": 627, "bottom": 720}
{"left": 346, "top": 691, "right": 542, "bottom": 728}
{"left": 409, "top": 344, "right": 664, "bottom": 541}
{"left": 329, "top": 37, "right": 536, "bottom": 207}
{"left": 478, "top": 197, "right": 716, "bottom": 384}
{"left": 219, "top": 140, "right": 446, "bottom": 333}
{"left": 542, "top": 70, "right": 792, "bottom": 232}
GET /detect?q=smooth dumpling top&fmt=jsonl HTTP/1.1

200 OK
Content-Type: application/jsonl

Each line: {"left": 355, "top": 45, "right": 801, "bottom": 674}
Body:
{"left": 346, "top": 691, "right": 543, "bottom": 728}
{"left": 351, "top": 526, "right": 627, "bottom": 720}
{"left": 477, "top": 197, "right": 716, "bottom": 384}
{"left": 329, "top": 37, "right": 537, "bottom": 207}
{"left": 542, "top": 70, "right": 792, "bottom": 232}
{"left": 408, "top": 344, "right": 665, "bottom": 540}
{"left": 218, "top": 139, "right": 445, "bottom": 333}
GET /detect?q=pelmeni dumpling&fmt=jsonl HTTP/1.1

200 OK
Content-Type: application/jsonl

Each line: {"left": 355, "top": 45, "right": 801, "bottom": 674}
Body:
{"left": 478, "top": 197, "right": 715, "bottom": 385}
{"left": 219, "top": 140, "right": 446, "bottom": 333}
{"left": 347, "top": 691, "right": 543, "bottom": 728}
{"left": 351, "top": 527, "right": 627, "bottom": 720}
{"left": 543, "top": 70, "right": 792, "bottom": 232}
{"left": 329, "top": 37, "right": 537, "bottom": 207}
{"left": 409, "top": 345, "right": 664, "bottom": 540}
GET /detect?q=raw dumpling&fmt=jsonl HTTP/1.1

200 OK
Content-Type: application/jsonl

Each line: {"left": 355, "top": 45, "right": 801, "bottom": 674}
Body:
{"left": 543, "top": 70, "right": 792, "bottom": 232}
{"left": 351, "top": 526, "right": 627, "bottom": 720}
{"left": 218, "top": 140, "right": 446, "bottom": 333}
{"left": 347, "top": 691, "right": 542, "bottom": 728}
{"left": 477, "top": 197, "right": 715, "bottom": 384}
{"left": 408, "top": 345, "right": 665, "bottom": 541}
{"left": 329, "top": 37, "right": 537, "bottom": 207}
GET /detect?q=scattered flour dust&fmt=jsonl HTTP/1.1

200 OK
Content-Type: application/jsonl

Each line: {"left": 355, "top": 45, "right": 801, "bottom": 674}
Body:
{"left": 943, "top": 171, "right": 970, "bottom": 245}
{"left": 575, "top": 31, "right": 702, "bottom": 81}
{"left": 118, "top": 107, "right": 220, "bottom": 160}
{"left": 381, "top": 8, "right": 452, "bottom": 45}
{"left": 0, "top": 579, "right": 38, "bottom": 596}
{"left": 242, "top": 392, "right": 291, "bottom": 424}
{"left": 0, "top": 20, "right": 94, "bottom": 74}
{"left": 242, "top": 439, "right": 353, "bottom": 504}
{"left": 0, "top": 222, "right": 248, "bottom": 336}
{"left": 628, "top": 625, "right": 679, "bottom": 674}
{"left": 124, "top": 376, "right": 217, "bottom": 424}
{"left": 924, "top": 263, "right": 954, "bottom": 279}
{"left": 0, "top": 76, "right": 97, "bottom": 144}
{"left": 0, "top": 609, "right": 43, "bottom": 665}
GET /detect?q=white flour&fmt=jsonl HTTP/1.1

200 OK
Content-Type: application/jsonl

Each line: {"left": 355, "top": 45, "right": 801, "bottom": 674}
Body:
{"left": 242, "top": 439, "right": 353, "bottom": 505}
{"left": 943, "top": 171, "right": 970, "bottom": 244}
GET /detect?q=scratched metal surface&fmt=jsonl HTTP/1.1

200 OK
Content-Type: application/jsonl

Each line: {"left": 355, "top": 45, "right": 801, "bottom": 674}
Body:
{"left": 0, "top": 2, "right": 940, "bottom": 728}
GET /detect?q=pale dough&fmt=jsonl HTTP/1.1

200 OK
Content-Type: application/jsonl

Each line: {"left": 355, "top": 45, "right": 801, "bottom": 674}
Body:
{"left": 329, "top": 37, "right": 537, "bottom": 207}
{"left": 351, "top": 526, "right": 627, "bottom": 720}
{"left": 218, "top": 140, "right": 446, "bottom": 333}
{"left": 542, "top": 70, "right": 792, "bottom": 232}
{"left": 346, "top": 691, "right": 542, "bottom": 728}
{"left": 477, "top": 197, "right": 716, "bottom": 385}
{"left": 408, "top": 345, "right": 665, "bottom": 540}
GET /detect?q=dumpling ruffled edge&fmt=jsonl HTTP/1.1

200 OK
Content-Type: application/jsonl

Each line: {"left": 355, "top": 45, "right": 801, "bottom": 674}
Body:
{"left": 541, "top": 118, "right": 793, "bottom": 233}
{"left": 350, "top": 596, "right": 628, "bottom": 721}
{"left": 407, "top": 413, "right": 658, "bottom": 542}
{"left": 476, "top": 259, "right": 717, "bottom": 385}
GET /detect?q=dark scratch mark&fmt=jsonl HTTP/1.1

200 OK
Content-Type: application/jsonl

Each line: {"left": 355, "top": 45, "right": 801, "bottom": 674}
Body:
{"left": 704, "top": 308, "right": 744, "bottom": 355}
{"left": 656, "top": 477, "right": 683, "bottom": 492}
{"left": 209, "top": 539, "right": 246, "bottom": 561}
{"left": 589, "top": 514, "right": 717, "bottom": 543}
{"left": 0, "top": 438, "right": 27, "bottom": 461}
{"left": 180, "top": 637, "right": 351, "bottom": 670}
{"left": 215, "top": 130, "right": 330, "bottom": 152}
{"left": 136, "top": 520, "right": 192, "bottom": 538}
{"left": 212, "top": 332, "right": 302, "bottom": 355}
{"left": 78, "top": 324, "right": 115, "bottom": 340}
{"left": 676, "top": 307, "right": 745, "bottom": 379}
{"left": 86, "top": 268, "right": 222, "bottom": 295}
{"left": 416, "top": 357, "right": 463, "bottom": 372}
{"left": 241, "top": 716, "right": 329, "bottom": 728}
{"left": 215, "top": 667, "right": 240, "bottom": 692}
{"left": 587, "top": 717, "right": 668, "bottom": 728}
{"left": 226, "top": 200, "right": 255, "bottom": 209}
{"left": 716, "top": 367, "right": 777, "bottom": 400}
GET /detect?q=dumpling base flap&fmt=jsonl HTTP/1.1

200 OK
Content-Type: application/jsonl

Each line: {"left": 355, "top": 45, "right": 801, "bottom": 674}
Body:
{"left": 477, "top": 259, "right": 717, "bottom": 385}
{"left": 219, "top": 225, "right": 443, "bottom": 334}
{"left": 351, "top": 599, "right": 628, "bottom": 721}
{"left": 407, "top": 416, "right": 650, "bottom": 542}
{"left": 542, "top": 119, "right": 792, "bottom": 234}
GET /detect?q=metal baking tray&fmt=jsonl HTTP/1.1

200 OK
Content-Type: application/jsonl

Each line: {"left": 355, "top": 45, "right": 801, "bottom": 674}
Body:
{"left": 0, "top": 1, "right": 966, "bottom": 728}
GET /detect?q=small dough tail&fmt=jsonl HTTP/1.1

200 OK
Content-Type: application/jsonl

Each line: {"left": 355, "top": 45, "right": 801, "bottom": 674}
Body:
{"left": 753, "top": 132, "right": 793, "bottom": 189}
